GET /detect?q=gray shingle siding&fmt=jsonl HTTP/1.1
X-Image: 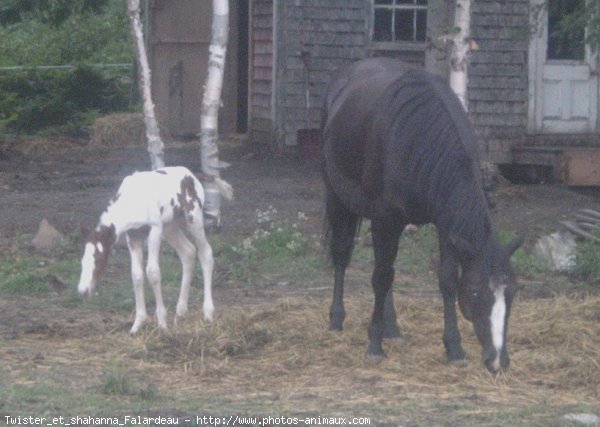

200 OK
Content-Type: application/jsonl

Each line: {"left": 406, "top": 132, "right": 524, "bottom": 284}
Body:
{"left": 274, "top": 0, "right": 369, "bottom": 146}
{"left": 469, "top": 0, "right": 530, "bottom": 141}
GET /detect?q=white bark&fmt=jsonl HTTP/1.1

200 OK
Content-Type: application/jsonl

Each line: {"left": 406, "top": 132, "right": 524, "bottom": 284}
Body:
{"left": 200, "top": 0, "right": 229, "bottom": 225}
{"left": 127, "top": 0, "right": 165, "bottom": 170}
{"left": 449, "top": 0, "right": 472, "bottom": 111}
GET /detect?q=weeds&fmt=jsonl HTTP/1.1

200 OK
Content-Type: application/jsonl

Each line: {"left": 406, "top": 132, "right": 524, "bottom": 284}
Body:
{"left": 574, "top": 238, "right": 600, "bottom": 281}
{"left": 216, "top": 207, "right": 322, "bottom": 286}
{"left": 498, "top": 229, "right": 547, "bottom": 279}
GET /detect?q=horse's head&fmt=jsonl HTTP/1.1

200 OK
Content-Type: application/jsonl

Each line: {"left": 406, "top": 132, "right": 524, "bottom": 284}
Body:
{"left": 77, "top": 224, "right": 116, "bottom": 297}
{"left": 453, "top": 233, "right": 524, "bottom": 373}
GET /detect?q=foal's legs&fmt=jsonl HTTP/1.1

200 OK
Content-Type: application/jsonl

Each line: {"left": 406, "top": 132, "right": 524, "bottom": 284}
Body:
{"left": 367, "top": 217, "right": 404, "bottom": 360}
{"left": 163, "top": 225, "right": 197, "bottom": 319}
{"left": 325, "top": 189, "right": 359, "bottom": 331}
{"left": 145, "top": 226, "right": 168, "bottom": 331}
{"left": 186, "top": 211, "right": 215, "bottom": 322}
{"left": 126, "top": 233, "right": 148, "bottom": 334}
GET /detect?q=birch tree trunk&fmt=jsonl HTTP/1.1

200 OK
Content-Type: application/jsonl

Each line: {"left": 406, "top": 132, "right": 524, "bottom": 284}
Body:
{"left": 449, "top": 0, "right": 472, "bottom": 111}
{"left": 127, "top": 0, "right": 165, "bottom": 170}
{"left": 200, "top": 0, "right": 229, "bottom": 226}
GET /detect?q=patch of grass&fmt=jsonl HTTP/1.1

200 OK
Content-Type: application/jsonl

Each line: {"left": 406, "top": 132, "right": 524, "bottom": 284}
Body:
{"left": 574, "top": 238, "right": 600, "bottom": 282}
{"left": 0, "top": 255, "right": 52, "bottom": 295}
{"left": 498, "top": 229, "right": 548, "bottom": 279}
{"left": 396, "top": 224, "right": 438, "bottom": 277}
{"left": 102, "top": 368, "right": 133, "bottom": 396}
{"left": 215, "top": 208, "right": 324, "bottom": 286}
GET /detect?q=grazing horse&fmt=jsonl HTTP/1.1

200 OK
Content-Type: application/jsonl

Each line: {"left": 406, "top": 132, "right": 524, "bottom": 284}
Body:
{"left": 77, "top": 166, "right": 233, "bottom": 333}
{"left": 322, "top": 58, "right": 523, "bottom": 374}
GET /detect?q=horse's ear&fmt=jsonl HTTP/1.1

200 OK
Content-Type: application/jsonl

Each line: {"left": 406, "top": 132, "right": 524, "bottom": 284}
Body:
{"left": 505, "top": 232, "right": 525, "bottom": 257}
{"left": 449, "top": 232, "right": 478, "bottom": 260}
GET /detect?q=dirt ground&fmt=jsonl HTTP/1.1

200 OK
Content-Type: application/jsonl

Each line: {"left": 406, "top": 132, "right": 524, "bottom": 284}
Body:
{"left": 1, "top": 137, "right": 600, "bottom": 423}
{"left": 2, "top": 136, "right": 600, "bottom": 242}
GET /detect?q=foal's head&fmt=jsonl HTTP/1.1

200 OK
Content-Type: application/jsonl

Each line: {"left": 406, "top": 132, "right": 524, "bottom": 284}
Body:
{"left": 453, "top": 234, "right": 523, "bottom": 373}
{"left": 77, "top": 224, "right": 116, "bottom": 297}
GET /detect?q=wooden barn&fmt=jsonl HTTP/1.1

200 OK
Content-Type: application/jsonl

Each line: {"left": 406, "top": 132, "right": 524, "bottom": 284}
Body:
{"left": 148, "top": 0, "right": 600, "bottom": 184}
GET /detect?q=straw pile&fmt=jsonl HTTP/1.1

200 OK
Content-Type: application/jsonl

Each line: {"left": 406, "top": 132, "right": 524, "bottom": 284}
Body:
{"left": 2, "top": 293, "right": 599, "bottom": 421}
{"left": 143, "top": 293, "right": 600, "bottom": 414}
{"left": 90, "top": 113, "right": 145, "bottom": 146}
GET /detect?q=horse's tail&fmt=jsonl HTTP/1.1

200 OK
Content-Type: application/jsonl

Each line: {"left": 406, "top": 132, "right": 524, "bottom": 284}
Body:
{"left": 322, "top": 182, "right": 363, "bottom": 267}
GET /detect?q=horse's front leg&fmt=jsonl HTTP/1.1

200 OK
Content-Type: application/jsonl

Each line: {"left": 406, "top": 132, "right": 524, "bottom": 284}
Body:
{"left": 367, "top": 218, "right": 403, "bottom": 361}
{"left": 383, "top": 288, "right": 402, "bottom": 339}
{"left": 438, "top": 246, "right": 467, "bottom": 362}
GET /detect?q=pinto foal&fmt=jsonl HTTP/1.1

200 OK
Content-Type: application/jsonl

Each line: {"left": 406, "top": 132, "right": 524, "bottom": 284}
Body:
{"left": 77, "top": 166, "right": 233, "bottom": 333}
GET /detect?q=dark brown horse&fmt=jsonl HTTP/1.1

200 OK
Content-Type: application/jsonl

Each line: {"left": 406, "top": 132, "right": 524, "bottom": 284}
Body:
{"left": 322, "top": 58, "right": 523, "bottom": 373}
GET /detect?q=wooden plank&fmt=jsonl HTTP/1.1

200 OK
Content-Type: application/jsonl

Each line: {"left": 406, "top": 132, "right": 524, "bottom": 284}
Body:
{"left": 555, "top": 149, "right": 600, "bottom": 186}
{"left": 511, "top": 146, "right": 562, "bottom": 166}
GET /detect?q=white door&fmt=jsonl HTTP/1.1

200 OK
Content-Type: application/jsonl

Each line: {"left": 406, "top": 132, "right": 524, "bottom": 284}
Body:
{"left": 529, "top": 0, "right": 598, "bottom": 133}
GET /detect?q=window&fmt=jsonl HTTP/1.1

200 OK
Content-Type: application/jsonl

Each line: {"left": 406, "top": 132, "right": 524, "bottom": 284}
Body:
{"left": 547, "top": 0, "right": 585, "bottom": 60}
{"left": 373, "top": 0, "right": 427, "bottom": 43}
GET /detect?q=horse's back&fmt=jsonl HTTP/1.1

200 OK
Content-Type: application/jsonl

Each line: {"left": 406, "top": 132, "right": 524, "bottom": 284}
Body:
{"left": 322, "top": 58, "right": 415, "bottom": 217}
{"left": 322, "top": 58, "right": 480, "bottom": 221}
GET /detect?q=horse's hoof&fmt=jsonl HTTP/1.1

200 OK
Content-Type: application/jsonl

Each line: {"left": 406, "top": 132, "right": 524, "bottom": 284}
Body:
{"left": 366, "top": 353, "right": 386, "bottom": 364}
{"left": 383, "top": 323, "right": 403, "bottom": 340}
{"left": 385, "top": 336, "right": 407, "bottom": 346}
{"left": 329, "top": 323, "right": 344, "bottom": 332}
{"left": 448, "top": 358, "right": 469, "bottom": 367}
{"left": 447, "top": 348, "right": 467, "bottom": 363}
{"left": 447, "top": 350, "right": 468, "bottom": 365}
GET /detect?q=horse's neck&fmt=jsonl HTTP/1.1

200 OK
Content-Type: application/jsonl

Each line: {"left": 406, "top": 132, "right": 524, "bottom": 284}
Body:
{"left": 439, "top": 186, "right": 493, "bottom": 253}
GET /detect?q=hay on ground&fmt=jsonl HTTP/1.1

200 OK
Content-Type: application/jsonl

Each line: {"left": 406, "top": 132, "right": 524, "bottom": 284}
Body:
{"left": 90, "top": 113, "right": 145, "bottom": 146}
{"left": 2, "top": 293, "right": 599, "bottom": 420}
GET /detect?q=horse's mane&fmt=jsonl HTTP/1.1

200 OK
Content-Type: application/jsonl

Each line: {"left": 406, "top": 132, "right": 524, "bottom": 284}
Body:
{"left": 380, "top": 69, "right": 493, "bottom": 252}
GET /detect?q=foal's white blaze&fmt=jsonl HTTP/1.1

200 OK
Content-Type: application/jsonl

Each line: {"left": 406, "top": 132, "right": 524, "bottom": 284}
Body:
{"left": 78, "top": 243, "right": 96, "bottom": 295}
{"left": 489, "top": 285, "right": 507, "bottom": 371}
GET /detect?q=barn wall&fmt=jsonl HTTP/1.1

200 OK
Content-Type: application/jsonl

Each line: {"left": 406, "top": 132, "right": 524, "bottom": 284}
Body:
{"left": 148, "top": 0, "right": 240, "bottom": 139}
{"left": 273, "top": 0, "right": 369, "bottom": 147}
{"left": 248, "top": 0, "right": 275, "bottom": 145}
{"left": 469, "top": 0, "right": 530, "bottom": 160}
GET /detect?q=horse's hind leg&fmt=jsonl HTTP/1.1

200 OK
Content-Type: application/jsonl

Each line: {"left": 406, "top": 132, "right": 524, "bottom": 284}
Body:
{"left": 367, "top": 217, "right": 403, "bottom": 360}
{"left": 325, "top": 188, "right": 359, "bottom": 331}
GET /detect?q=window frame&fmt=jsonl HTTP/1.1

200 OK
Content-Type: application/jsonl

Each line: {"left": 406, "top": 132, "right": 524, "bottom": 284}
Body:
{"left": 370, "top": 0, "right": 428, "bottom": 52}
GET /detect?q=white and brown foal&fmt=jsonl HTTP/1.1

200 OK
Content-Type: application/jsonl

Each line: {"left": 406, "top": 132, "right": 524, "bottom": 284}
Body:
{"left": 77, "top": 166, "right": 233, "bottom": 333}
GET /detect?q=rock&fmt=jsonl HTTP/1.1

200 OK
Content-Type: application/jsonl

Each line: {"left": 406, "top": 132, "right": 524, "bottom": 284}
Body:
{"left": 563, "top": 413, "right": 599, "bottom": 426}
{"left": 32, "top": 219, "right": 65, "bottom": 251}
{"left": 533, "top": 231, "right": 576, "bottom": 271}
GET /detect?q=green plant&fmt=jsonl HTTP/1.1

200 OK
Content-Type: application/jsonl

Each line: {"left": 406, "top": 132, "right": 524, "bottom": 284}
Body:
{"left": 574, "top": 239, "right": 600, "bottom": 281}
{"left": 0, "top": 255, "right": 50, "bottom": 295}
{"left": 498, "top": 229, "right": 547, "bottom": 279}
{"left": 0, "top": 66, "right": 131, "bottom": 135}
{"left": 0, "top": 0, "right": 132, "bottom": 135}
{"left": 102, "top": 369, "right": 132, "bottom": 396}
